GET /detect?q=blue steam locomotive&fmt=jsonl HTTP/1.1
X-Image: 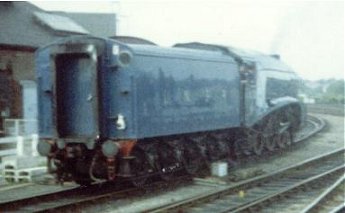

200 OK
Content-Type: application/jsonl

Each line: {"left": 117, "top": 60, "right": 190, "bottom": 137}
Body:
{"left": 36, "top": 36, "right": 304, "bottom": 185}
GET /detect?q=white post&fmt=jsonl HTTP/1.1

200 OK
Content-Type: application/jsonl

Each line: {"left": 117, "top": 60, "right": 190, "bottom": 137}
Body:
{"left": 32, "top": 134, "right": 39, "bottom": 156}
{"left": 15, "top": 119, "right": 20, "bottom": 136}
{"left": 17, "top": 136, "right": 24, "bottom": 156}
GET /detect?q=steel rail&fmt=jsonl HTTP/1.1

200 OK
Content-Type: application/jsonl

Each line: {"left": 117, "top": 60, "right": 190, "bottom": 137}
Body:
{"left": 231, "top": 166, "right": 344, "bottom": 212}
{"left": 294, "top": 114, "right": 325, "bottom": 143}
{"left": 0, "top": 175, "right": 192, "bottom": 212}
{"left": 329, "top": 203, "right": 345, "bottom": 213}
{"left": 0, "top": 182, "right": 137, "bottom": 212}
{"left": 33, "top": 186, "right": 141, "bottom": 212}
{"left": 147, "top": 148, "right": 344, "bottom": 213}
{"left": 0, "top": 184, "right": 81, "bottom": 210}
{"left": 301, "top": 174, "right": 345, "bottom": 213}
{"left": 32, "top": 175, "right": 192, "bottom": 212}
{"left": 0, "top": 182, "right": 33, "bottom": 192}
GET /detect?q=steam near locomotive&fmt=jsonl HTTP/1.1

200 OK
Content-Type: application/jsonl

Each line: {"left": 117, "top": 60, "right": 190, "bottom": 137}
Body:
{"left": 36, "top": 36, "right": 305, "bottom": 185}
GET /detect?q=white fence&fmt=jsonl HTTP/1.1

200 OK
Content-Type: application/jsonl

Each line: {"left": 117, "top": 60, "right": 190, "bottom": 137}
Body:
{"left": 0, "top": 119, "right": 39, "bottom": 169}
{"left": 3, "top": 119, "right": 38, "bottom": 136}
{"left": 0, "top": 134, "right": 46, "bottom": 182}
{"left": 0, "top": 134, "right": 39, "bottom": 163}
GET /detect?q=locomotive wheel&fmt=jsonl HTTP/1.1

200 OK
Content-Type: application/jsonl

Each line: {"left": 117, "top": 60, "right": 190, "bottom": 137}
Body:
{"left": 130, "top": 148, "right": 151, "bottom": 187}
{"left": 73, "top": 171, "right": 92, "bottom": 186}
{"left": 251, "top": 134, "right": 264, "bottom": 155}
{"left": 157, "top": 143, "right": 179, "bottom": 181}
{"left": 73, "top": 159, "right": 93, "bottom": 186}
{"left": 196, "top": 139, "right": 211, "bottom": 168}
{"left": 232, "top": 139, "right": 242, "bottom": 159}
{"left": 286, "top": 131, "right": 293, "bottom": 146}
{"left": 182, "top": 140, "right": 201, "bottom": 175}
{"left": 281, "top": 131, "right": 292, "bottom": 147}
{"left": 237, "top": 138, "right": 252, "bottom": 156}
{"left": 204, "top": 137, "right": 219, "bottom": 162}
{"left": 276, "top": 133, "right": 286, "bottom": 149}
{"left": 264, "top": 135, "right": 275, "bottom": 151}
{"left": 218, "top": 139, "right": 231, "bottom": 159}
{"left": 75, "top": 178, "right": 92, "bottom": 186}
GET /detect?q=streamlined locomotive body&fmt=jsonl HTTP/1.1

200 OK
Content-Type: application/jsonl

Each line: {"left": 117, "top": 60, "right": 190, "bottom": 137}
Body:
{"left": 36, "top": 36, "right": 304, "bottom": 185}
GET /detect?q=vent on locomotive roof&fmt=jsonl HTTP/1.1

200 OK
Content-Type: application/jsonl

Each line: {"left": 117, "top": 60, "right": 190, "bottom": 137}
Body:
{"left": 173, "top": 42, "right": 229, "bottom": 54}
{"left": 0, "top": 1, "right": 13, "bottom": 7}
{"left": 174, "top": 42, "right": 244, "bottom": 64}
{"left": 110, "top": 36, "right": 157, "bottom": 45}
{"left": 270, "top": 54, "right": 280, "bottom": 60}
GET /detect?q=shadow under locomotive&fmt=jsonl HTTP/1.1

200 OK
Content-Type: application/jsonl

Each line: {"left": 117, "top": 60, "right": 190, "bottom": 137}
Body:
{"left": 35, "top": 36, "right": 305, "bottom": 186}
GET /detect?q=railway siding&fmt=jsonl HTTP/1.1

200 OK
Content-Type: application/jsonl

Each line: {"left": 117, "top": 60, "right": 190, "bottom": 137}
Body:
{"left": 301, "top": 175, "right": 345, "bottom": 213}
{"left": 307, "top": 104, "right": 344, "bottom": 117}
{"left": 148, "top": 148, "right": 344, "bottom": 213}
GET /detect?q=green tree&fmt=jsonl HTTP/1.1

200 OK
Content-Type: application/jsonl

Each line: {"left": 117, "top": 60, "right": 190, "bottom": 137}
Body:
{"left": 327, "top": 80, "right": 344, "bottom": 96}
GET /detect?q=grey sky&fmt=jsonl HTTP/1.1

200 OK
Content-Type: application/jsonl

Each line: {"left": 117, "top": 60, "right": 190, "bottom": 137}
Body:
{"left": 32, "top": 0, "right": 344, "bottom": 81}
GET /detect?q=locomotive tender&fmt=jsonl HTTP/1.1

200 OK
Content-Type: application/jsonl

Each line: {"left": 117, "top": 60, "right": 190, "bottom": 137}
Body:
{"left": 36, "top": 36, "right": 304, "bottom": 185}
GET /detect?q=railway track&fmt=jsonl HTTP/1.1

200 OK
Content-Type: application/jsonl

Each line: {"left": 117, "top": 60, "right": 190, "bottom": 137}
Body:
{"left": 229, "top": 162, "right": 344, "bottom": 212}
{"left": 0, "top": 115, "right": 328, "bottom": 212}
{"left": 147, "top": 148, "right": 344, "bottom": 213}
{"left": 0, "top": 175, "right": 192, "bottom": 212}
{"left": 294, "top": 114, "right": 325, "bottom": 143}
{"left": 307, "top": 104, "right": 344, "bottom": 117}
{"left": 0, "top": 182, "right": 33, "bottom": 191}
{"left": 301, "top": 174, "right": 345, "bottom": 213}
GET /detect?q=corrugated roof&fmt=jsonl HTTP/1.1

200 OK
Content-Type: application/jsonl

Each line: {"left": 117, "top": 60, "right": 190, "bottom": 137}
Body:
{"left": 54, "top": 12, "right": 116, "bottom": 37}
{"left": 34, "top": 12, "right": 89, "bottom": 35}
{"left": 0, "top": 2, "right": 116, "bottom": 50}
{"left": 0, "top": 2, "right": 60, "bottom": 49}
